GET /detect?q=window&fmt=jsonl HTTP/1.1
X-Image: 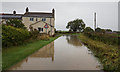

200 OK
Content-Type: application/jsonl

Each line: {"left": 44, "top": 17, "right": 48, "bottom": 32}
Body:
{"left": 42, "top": 18, "right": 46, "bottom": 21}
{"left": 30, "top": 18, "right": 34, "bottom": 21}
{"left": 36, "top": 18, "right": 38, "bottom": 21}
{"left": 38, "top": 27, "right": 43, "bottom": 32}
{"left": 42, "top": 28, "right": 43, "bottom": 31}
{"left": 38, "top": 27, "right": 41, "bottom": 32}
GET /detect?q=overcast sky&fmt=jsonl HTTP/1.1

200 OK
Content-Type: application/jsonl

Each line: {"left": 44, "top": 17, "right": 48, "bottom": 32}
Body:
{"left": 1, "top": 2, "right": 118, "bottom": 31}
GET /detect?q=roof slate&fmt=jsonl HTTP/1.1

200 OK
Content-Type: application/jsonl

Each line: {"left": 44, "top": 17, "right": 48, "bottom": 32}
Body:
{"left": 0, "top": 11, "right": 53, "bottom": 19}
{"left": 23, "top": 12, "right": 53, "bottom": 18}
{"left": 0, "top": 14, "right": 23, "bottom": 19}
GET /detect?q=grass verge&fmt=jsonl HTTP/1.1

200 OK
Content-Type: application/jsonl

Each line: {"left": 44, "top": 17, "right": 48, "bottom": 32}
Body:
{"left": 79, "top": 33, "right": 119, "bottom": 72}
{"left": 0, "top": 49, "right": 1, "bottom": 72}
{"left": 2, "top": 36, "right": 60, "bottom": 70}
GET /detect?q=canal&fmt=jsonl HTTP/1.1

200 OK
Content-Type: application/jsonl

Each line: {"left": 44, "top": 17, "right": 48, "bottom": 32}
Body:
{"left": 9, "top": 35, "right": 102, "bottom": 70}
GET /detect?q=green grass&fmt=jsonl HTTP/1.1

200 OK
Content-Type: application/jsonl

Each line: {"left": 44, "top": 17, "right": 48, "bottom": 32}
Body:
{"left": 0, "top": 49, "right": 2, "bottom": 72}
{"left": 56, "top": 32, "right": 81, "bottom": 36}
{"left": 79, "top": 33, "right": 119, "bottom": 72}
{"left": 2, "top": 36, "right": 60, "bottom": 70}
{"left": 0, "top": 37, "right": 1, "bottom": 72}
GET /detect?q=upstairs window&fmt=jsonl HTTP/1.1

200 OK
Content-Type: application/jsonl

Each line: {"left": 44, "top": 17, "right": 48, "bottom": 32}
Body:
{"left": 30, "top": 18, "right": 34, "bottom": 21}
{"left": 42, "top": 18, "right": 46, "bottom": 21}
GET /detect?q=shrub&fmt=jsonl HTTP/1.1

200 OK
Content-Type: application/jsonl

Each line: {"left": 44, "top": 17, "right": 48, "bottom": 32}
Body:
{"left": 84, "top": 32, "right": 118, "bottom": 45}
{"left": 2, "top": 24, "right": 31, "bottom": 47}
{"left": 30, "top": 29, "right": 39, "bottom": 39}
{"left": 38, "top": 34, "right": 49, "bottom": 40}
{"left": 83, "top": 27, "right": 94, "bottom": 33}
{"left": 30, "top": 29, "right": 50, "bottom": 40}
{"left": 79, "top": 34, "right": 119, "bottom": 72}
{"left": 105, "top": 29, "right": 112, "bottom": 32}
{"left": 95, "top": 27, "right": 106, "bottom": 33}
{"left": 6, "top": 19, "right": 25, "bottom": 29}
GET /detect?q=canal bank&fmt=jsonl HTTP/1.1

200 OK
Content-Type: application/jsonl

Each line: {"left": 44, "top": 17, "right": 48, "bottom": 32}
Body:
{"left": 2, "top": 36, "right": 60, "bottom": 70}
{"left": 8, "top": 35, "right": 102, "bottom": 70}
{"left": 79, "top": 33, "right": 119, "bottom": 72}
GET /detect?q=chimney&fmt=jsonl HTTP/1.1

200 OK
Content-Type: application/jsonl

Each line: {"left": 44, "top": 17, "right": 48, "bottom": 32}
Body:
{"left": 52, "top": 8, "right": 55, "bottom": 18}
{"left": 13, "top": 10, "right": 16, "bottom": 15}
{"left": 26, "top": 7, "right": 29, "bottom": 13}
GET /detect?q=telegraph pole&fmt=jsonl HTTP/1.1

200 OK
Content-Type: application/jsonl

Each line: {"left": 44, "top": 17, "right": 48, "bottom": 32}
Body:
{"left": 94, "top": 12, "right": 97, "bottom": 30}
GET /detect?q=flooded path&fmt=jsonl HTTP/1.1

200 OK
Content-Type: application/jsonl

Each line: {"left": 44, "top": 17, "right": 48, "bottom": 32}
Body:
{"left": 9, "top": 35, "right": 102, "bottom": 70}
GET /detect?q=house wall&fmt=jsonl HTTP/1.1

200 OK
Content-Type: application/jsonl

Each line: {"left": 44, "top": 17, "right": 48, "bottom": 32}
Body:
{"left": 0, "top": 19, "right": 7, "bottom": 24}
{"left": 22, "top": 17, "right": 55, "bottom": 36}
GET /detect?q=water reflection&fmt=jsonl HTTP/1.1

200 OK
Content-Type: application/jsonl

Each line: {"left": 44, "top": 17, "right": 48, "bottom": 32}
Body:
{"left": 9, "top": 35, "right": 102, "bottom": 70}
{"left": 66, "top": 35, "right": 82, "bottom": 46}
{"left": 31, "top": 41, "right": 54, "bottom": 61}
{"left": 9, "top": 42, "right": 54, "bottom": 70}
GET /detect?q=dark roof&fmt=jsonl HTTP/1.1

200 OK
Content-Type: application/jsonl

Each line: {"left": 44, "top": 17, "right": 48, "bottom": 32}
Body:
{"left": 0, "top": 13, "right": 23, "bottom": 19}
{"left": 23, "top": 12, "right": 53, "bottom": 18}
{"left": 0, "top": 11, "right": 54, "bottom": 19}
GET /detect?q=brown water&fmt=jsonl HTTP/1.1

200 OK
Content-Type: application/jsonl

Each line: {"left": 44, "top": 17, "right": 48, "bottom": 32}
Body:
{"left": 9, "top": 35, "right": 102, "bottom": 70}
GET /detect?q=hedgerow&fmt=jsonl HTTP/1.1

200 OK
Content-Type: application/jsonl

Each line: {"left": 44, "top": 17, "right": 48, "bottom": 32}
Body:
{"left": 84, "top": 32, "right": 118, "bottom": 46}
{"left": 79, "top": 33, "right": 119, "bottom": 72}
{"left": 2, "top": 24, "right": 31, "bottom": 47}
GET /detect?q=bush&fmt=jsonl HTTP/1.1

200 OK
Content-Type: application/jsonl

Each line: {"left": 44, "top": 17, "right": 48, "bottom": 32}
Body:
{"left": 2, "top": 24, "right": 31, "bottom": 47}
{"left": 105, "top": 29, "right": 112, "bottom": 32}
{"left": 38, "top": 34, "right": 49, "bottom": 40}
{"left": 84, "top": 32, "right": 118, "bottom": 45}
{"left": 83, "top": 27, "right": 94, "bottom": 33}
{"left": 30, "top": 29, "right": 39, "bottom": 39}
{"left": 6, "top": 19, "right": 25, "bottom": 29}
{"left": 79, "top": 34, "right": 119, "bottom": 72}
{"left": 95, "top": 27, "right": 106, "bottom": 33}
{"left": 30, "top": 29, "right": 50, "bottom": 40}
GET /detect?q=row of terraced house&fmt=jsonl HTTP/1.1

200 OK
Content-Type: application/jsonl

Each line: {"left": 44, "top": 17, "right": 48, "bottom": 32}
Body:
{"left": 0, "top": 7, "right": 55, "bottom": 36}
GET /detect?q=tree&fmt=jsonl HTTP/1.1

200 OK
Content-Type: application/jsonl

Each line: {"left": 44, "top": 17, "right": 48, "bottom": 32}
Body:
{"left": 84, "top": 27, "right": 94, "bottom": 33}
{"left": 95, "top": 27, "right": 105, "bottom": 33}
{"left": 95, "top": 27, "right": 101, "bottom": 32}
{"left": 66, "top": 19, "right": 85, "bottom": 32}
{"left": 105, "top": 29, "right": 112, "bottom": 32}
{"left": 6, "top": 19, "right": 25, "bottom": 29}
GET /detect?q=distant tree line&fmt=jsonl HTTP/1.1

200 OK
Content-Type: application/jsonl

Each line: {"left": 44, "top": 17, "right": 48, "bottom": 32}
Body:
{"left": 66, "top": 18, "right": 116, "bottom": 33}
{"left": 65, "top": 18, "right": 119, "bottom": 45}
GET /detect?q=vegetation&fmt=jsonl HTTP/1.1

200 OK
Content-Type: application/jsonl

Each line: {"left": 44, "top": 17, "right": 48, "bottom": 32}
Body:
{"left": 2, "top": 19, "right": 50, "bottom": 48}
{"left": 79, "top": 33, "right": 119, "bottom": 72}
{"left": 84, "top": 32, "right": 118, "bottom": 46}
{"left": 95, "top": 27, "right": 105, "bottom": 33}
{"left": 6, "top": 19, "right": 25, "bottom": 29}
{"left": 2, "top": 24, "right": 31, "bottom": 48}
{"left": 65, "top": 19, "right": 119, "bottom": 71}
{"left": 105, "top": 29, "right": 112, "bottom": 32}
{"left": 83, "top": 27, "right": 94, "bottom": 33}
{"left": 2, "top": 19, "right": 60, "bottom": 70}
{"left": 66, "top": 19, "right": 85, "bottom": 32}
{"left": 0, "top": 24, "right": 1, "bottom": 71}
{"left": 2, "top": 36, "right": 60, "bottom": 70}
{"left": 0, "top": 48, "right": 1, "bottom": 72}
{"left": 81, "top": 26, "right": 119, "bottom": 71}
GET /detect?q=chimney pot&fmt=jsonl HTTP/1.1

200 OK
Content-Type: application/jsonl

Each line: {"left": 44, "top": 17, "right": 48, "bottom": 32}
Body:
{"left": 13, "top": 11, "right": 16, "bottom": 15}
{"left": 52, "top": 8, "right": 55, "bottom": 18}
{"left": 26, "top": 7, "right": 29, "bottom": 13}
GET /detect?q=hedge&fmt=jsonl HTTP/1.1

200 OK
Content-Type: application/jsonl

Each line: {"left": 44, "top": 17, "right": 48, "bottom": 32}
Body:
{"left": 2, "top": 24, "right": 31, "bottom": 47}
{"left": 84, "top": 32, "right": 118, "bottom": 46}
